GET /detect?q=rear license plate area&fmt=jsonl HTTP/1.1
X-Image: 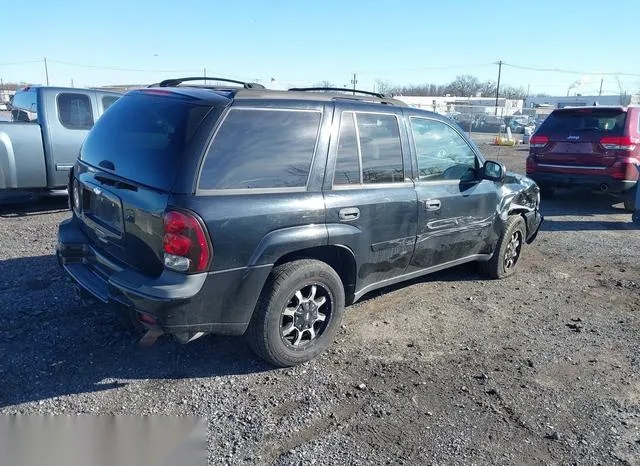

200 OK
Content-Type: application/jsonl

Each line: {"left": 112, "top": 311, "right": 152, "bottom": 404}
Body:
{"left": 81, "top": 183, "right": 124, "bottom": 237}
{"left": 553, "top": 142, "right": 593, "bottom": 153}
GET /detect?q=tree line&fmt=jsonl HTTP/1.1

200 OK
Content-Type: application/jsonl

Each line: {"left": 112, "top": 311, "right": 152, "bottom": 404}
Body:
{"left": 375, "top": 75, "right": 544, "bottom": 99}
{"left": 315, "top": 75, "right": 552, "bottom": 99}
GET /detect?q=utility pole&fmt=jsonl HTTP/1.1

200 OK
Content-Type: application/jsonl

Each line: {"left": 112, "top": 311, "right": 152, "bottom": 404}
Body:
{"left": 494, "top": 60, "right": 503, "bottom": 116}
{"left": 599, "top": 78, "right": 603, "bottom": 96}
{"left": 70, "top": 78, "right": 74, "bottom": 88}
{"left": 44, "top": 57, "right": 49, "bottom": 86}
{"left": 351, "top": 73, "right": 357, "bottom": 95}
{"left": 203, "top": 67, "right": 206, "bottom": 85}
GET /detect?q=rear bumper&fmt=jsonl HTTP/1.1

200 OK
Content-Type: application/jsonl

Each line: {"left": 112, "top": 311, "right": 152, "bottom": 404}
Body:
{"left": 528, "top": 173, "right": 636, "bottom": 194}
{"left": 57, "top": 217, "right": 271, "bottom": 338}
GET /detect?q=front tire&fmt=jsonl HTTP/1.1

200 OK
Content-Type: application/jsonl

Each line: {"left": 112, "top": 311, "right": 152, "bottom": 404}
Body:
{"left": 247, "top": 259, "right": 345, "bottom": 367}
{"left": 479, "top": 215, "right": 526, "bottom": 279}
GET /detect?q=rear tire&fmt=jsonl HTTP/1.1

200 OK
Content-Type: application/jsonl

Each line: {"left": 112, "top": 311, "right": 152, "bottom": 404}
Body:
{"left": 623, "top": 188, "right": 636, "bottom": 212}
{"left": 479, "top": 215, "right": 527, "bottom": 279}
{"left": 247, "top": 259, "right": 345, "bottom": 367}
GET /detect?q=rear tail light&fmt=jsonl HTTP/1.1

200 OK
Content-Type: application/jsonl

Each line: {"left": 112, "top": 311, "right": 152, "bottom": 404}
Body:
{"left": 600, "top": 136, "right": 637, "bottom": 151}
{"left": 530, "top": 135, "right": 549, "bottom": 148}
{"left": 163, "top": 210, "right": 212, "bottom": 273}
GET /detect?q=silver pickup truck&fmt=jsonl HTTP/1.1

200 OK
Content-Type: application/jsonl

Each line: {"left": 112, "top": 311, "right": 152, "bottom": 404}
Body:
{"left": 0, "top": 86, "right": 121, "bottom": 202}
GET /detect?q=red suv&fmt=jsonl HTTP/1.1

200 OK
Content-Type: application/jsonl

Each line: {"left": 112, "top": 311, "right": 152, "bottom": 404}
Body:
{"left": 527, "top": 106, "right": 640, "bottom": 210}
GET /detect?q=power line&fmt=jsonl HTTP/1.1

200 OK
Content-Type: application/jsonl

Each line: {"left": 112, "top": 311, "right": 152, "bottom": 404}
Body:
{"left": 47, "top": 59, "right": 199, "bottom": 73}
{"left": 0, "top": 60, "right": 42, "bottom": 66}
{"left": 359, "top": 63, "right": 494, "bottom": 75}
{"left": 502, "top": 62, "right": 640, "bottom": 78}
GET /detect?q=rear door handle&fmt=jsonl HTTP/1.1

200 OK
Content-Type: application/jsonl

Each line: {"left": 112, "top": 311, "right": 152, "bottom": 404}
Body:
{"left": 424, "top": 199, "right": 441, "bottom": 211}
{"left": 339, "top": 207, "right": 360, "bottom": 221}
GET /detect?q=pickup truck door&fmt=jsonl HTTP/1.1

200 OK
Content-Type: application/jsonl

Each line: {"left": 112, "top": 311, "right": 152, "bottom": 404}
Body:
{"left": 42, "top": 90, "right": 98, "bottom": 188}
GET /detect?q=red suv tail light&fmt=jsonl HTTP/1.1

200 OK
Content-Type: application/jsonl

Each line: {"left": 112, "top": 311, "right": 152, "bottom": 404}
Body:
{"left": 163, "top": 210, "right": 212, "bottom": 273}
{"left": 600, "top": 136, "right": 637, "bottom": 151}
{"left": 530, "top": 135, "right": 549, "bottom": 148}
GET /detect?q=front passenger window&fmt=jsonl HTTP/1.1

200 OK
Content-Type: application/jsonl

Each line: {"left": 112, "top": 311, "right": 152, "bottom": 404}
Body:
{"left": 410, "top": 117, "right": 478, "bottom": 182}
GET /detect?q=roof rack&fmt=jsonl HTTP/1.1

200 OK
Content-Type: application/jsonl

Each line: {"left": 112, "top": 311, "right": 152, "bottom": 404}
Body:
{"left": 289, "top": 87, "right": 385, "bottom": 98}
{"left": 153, "top": 77, "right": 265, "bottom": 89}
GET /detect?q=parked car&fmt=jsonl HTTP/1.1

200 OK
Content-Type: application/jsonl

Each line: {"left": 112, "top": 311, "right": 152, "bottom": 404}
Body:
{"left": 0, "top": 86, "right": 121, "bottom": 202}
{"left": 527, "top": 106, "right": 640, "bottom": 210}
{"left": 57, "top": 78, "right": 543, "bottom": 367}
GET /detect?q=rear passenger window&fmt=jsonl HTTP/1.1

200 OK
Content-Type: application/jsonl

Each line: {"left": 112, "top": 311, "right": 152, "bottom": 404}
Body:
{"left": 57, "top": 93, "right": 94, "bottom": 129}
{"left": 199, "top": 109, "right": 321, "bottom": 190}
{"left": 102, "top": 95, "right": 119, "bottom": 111}
{"left": 332, "top": 111, "right": 404, "bottom": 186}
{"left": 357, "top": 113, "right": 404, "bottom": 184}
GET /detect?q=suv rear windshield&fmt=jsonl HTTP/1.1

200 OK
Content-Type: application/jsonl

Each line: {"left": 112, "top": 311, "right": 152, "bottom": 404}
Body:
{"left": 537, "top": 108, "right": 627, "bottom": 138}
{"left": 80, "top": 93, "right": 213, "bottom": 190}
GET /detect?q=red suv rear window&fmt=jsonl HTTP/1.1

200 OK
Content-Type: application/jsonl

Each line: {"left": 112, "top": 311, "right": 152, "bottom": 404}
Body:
{"left": 537, "top": 108, "right": 627, "bottom": 138}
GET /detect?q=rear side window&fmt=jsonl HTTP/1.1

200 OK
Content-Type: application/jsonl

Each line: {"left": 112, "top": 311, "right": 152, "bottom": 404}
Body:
{"left": 199, "top": 108, "right": 321, "bottom": 190}
{"left": 102, "top": 95, "right": 119, "bottom": 111}
{"left": 81, "top": 93, "right": 213, "bottom": 191}
{"left": 334, "top": 113, "right": 360, "bottom": 185}
{"left": 538, "top": 109, "right": 627, "bottom": 137}
{"left": 58, "top": 93, "right": 94, "bottom": 129}
{"left": 332, "top": 112, "right": 404, "bottom": 186}
{"left": 11, "top": 89, "right": 38, "bottom": 122}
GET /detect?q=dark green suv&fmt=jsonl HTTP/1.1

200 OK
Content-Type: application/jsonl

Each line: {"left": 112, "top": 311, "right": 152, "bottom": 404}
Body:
{"left": 57, "top": 78, "right": 542, "bottom": 367}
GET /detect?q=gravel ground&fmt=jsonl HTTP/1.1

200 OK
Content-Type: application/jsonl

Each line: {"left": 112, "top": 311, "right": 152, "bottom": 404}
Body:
{"left": 1, "top": 137, "right": 639, "bottom": 465}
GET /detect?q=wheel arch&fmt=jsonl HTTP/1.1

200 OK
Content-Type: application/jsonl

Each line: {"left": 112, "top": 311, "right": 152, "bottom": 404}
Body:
{"left": 274, "top": 245, "right": 357, "bottom": 305}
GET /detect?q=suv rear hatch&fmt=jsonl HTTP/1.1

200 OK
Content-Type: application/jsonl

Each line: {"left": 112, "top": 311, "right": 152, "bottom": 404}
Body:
{"left": 72, "top": 90, "right": 218, "bottom": 277}
{"left": 530, "top": 107, "right": 629, "bottom": 169}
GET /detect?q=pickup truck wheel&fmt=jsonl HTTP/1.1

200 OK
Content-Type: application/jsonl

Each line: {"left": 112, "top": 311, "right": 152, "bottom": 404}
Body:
{"left": 479, "top": 215, "right": 526, "bottom": 279}
{"left": 247, "top": 259, "right": 345, "bottom": 367}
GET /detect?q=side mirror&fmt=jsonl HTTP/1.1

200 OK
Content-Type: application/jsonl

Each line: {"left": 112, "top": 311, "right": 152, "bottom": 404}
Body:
{"left": 483, "top": 160, "right": 505, "bottom": 182}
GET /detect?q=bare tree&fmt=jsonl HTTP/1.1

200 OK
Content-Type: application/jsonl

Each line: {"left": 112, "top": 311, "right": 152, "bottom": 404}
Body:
{"left": 501, "top": 85, "right": 528, "bottom": 100}
{"left": 445, "top": 75, "right": 481, "bottom": 97}
{"left": 313, "top": 80, "right": 334, "bottom": 88}
{"left": 374, "top": 79, "right": 394, "bottom": 95}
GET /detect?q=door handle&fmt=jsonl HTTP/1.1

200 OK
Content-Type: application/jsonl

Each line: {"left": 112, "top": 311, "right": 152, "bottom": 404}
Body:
{"left": 339, "top": 207, "right": 360, "bottom": 221}
{"left": 424, "top": 199, "right": 441, "bottom": 211}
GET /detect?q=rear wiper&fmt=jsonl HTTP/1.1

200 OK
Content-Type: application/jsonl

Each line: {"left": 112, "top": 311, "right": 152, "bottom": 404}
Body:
{"left": 572, "top": 127, "right": 601, "bottom": 132}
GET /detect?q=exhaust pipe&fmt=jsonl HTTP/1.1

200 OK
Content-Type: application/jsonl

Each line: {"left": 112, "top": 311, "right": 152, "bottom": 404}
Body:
{"left": 600, "top": 184, "right": 609, "bottom": 192}
{"left": 139, "top": 329, "right": 164, "bottom": 347}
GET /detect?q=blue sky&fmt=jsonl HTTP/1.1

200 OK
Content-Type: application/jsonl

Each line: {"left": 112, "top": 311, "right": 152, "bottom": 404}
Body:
{"left": 2, "top": 0, "right": 640, "bottom": 96}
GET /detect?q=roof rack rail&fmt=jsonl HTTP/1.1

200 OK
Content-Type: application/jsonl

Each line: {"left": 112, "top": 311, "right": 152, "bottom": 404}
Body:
{"left": 154, "top": 77, "right": 265, "bottom": 89}
{"left": 288, "top": 87, "right": 385, "bottom": 98}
